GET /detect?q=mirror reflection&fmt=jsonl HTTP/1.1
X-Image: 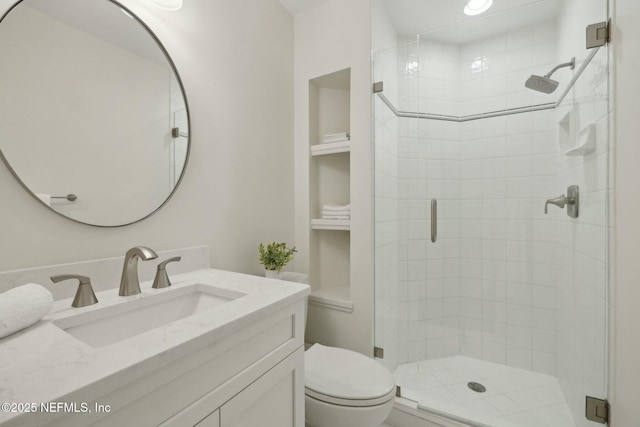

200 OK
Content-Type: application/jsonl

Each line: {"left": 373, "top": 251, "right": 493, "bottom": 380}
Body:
{"left": 0, "top": 0, "right": 189, "bottom": 226}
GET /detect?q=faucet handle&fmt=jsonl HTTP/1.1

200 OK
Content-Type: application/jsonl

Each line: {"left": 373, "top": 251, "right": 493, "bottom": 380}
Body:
{"left": 544, "top": 186, "right": 579, "bottom": 218}
{"left": 51, "top": 274, "right": 99, "bottom": 308}
{"left": 544, "top": 194, "right": 567, "bottom": 214}
{"left": 152, "top": 256, "right": 182, "bottom": 289}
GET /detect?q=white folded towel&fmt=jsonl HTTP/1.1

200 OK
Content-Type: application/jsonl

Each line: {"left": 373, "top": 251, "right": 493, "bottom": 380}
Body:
{"left": 322, "top": 132, "right": 350, "bottom": 144}
{"left": 323, "top": 132, "right": 350, "bottom": 140}
{"left": 322, "top": 203, "right": 351, "bottom": 213}
{"left": 322, "top": 210, "right": 351, "bottom": 217}
{"left": 0, "top": 284, "right": 53, "bottom": 339}
{"left": 322, "top": 215, "right": 350, "bottom": 220}
{"left": 321, "top": 137, "right": 349, "bottom": 144}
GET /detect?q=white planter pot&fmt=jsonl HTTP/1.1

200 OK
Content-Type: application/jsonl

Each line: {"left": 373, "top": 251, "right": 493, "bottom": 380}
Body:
{"left": 264, "top": 269, "right": 282, "bottom": 279}
{"left": 264, "top": 270, "right": 310, "bottom": 284}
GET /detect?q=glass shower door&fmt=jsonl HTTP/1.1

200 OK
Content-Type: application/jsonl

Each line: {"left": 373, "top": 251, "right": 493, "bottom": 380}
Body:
{"left": 373, "top": 1, "right": 610, "bottom": 425}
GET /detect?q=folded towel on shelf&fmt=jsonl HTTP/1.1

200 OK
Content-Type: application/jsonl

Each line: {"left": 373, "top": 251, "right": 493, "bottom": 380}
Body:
{"left": 321, "top": 137, "right": 349, "bottom": 144}
{"left": 322, "top": 203, "right": 351, "bottom": 213}
{"left": 323, "top": 132, "right": 350, "bottom": 140}
{"left": 0, "top": 284, "right": 53, "bottom": 339}
{"left": 322, "top": 210, "right": 351, "bottom": 217}
{"left": 322, "top": 132, "right": 350, "bottom": 144}
{"left": 322, "top": 214, "right": 350, "bottom": 220}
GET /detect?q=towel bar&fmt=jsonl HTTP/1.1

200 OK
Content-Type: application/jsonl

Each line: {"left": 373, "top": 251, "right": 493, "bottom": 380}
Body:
{"left": 51, "top": 194, "right": 77, "bottom": 201}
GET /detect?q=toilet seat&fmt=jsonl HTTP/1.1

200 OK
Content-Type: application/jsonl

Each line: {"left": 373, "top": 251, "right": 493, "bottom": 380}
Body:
{"left": 305, "top": 386, "right": 396, "bottom": 407}
{"left": 305, "top": 344, "right": 396, "bottom": 408}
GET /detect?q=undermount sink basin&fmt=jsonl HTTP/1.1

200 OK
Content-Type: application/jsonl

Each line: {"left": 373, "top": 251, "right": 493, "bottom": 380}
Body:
{"left": 53, "top": 284, "right": 245, "bottom": 348}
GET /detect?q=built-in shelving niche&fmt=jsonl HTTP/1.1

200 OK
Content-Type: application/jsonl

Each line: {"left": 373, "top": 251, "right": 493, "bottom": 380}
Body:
{"left": 308, "top": 68, "right": 352, "bottom": 311}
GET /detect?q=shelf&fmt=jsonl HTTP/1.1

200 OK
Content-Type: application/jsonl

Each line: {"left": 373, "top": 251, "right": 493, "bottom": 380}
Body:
{"left": 310, "top": 141, "right": 351, "bottom": 156}
{"left": 565, "top": 123, "right": 596, "bottom": 156}
{"left": 311, "top": 219, "right": 350, "bottom": 231}
{"left": 308, "top": 286, "right": 353, "bottom": 313}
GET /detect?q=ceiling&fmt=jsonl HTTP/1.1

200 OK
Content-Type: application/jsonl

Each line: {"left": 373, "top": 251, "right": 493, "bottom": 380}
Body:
{"left": 279, "top": 0, "right": 561, "bottom": 43}
{"left": 379, "top": 0, "right": 561, "bottom": 42}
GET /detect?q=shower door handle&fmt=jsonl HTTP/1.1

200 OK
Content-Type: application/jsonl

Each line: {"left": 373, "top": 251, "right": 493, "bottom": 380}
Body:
{"left": 431, "top": 199, "right": 437, "bottom": 243}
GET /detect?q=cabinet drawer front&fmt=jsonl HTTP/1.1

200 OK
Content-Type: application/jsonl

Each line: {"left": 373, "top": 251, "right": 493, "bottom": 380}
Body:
{"left": 220, "top": 347, "right": 304, "bottom": 427}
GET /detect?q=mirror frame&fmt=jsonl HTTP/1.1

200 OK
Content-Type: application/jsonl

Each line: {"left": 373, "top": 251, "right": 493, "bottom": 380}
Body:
{"left": 0, "top": 0, "right": 191, "bottom": 227}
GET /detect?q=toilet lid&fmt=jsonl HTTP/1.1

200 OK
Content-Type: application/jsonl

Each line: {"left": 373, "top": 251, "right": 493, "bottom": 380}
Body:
{"left": 305, "top": 344, "right": 395, "bottom": 401}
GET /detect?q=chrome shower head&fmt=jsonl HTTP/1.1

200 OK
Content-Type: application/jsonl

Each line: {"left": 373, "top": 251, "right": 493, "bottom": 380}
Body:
{"left": 525, "top": 75, "right": 559, "bottom": 94}
{"left": 525, "top": 57, "right": 575, "bottom": 94}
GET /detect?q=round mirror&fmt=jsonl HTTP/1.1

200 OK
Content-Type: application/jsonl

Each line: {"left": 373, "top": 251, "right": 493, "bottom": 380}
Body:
{"left": 0, "top": 0, "right": 190, "bottom": 226}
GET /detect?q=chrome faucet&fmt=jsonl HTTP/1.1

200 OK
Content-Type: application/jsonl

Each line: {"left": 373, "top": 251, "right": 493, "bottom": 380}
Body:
{"left": 51, "top": 274, "right": 99, "bottom": 307}
{"left": 119, "top": 246, "right": 158, "bottom": 296}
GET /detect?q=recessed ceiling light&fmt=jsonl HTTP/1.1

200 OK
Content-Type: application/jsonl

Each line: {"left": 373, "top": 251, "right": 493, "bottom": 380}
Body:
{"left": 464, "top": 0, "right": 493, "bottom": 16}
{"left": 149, "top": 0, "right": 183, "bottom": 11}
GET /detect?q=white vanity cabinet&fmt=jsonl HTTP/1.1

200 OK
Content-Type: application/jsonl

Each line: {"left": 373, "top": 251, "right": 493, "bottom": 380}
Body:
{"left": 199, "top": 346, "right": 302, "bottom": 427}
{"left": 40, "top": 298, "right": 306, "bottom": 427}
{"left": 0, "top": 269, "right": 310, "bottom": 427}
{"left": 185, "top": 348, "right": 303, "bottom": 427}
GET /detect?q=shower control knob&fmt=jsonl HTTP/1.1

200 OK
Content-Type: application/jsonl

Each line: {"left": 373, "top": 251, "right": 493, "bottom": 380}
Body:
{"left": 544, "top": 195, "right": 568, "bottom": 213}
{"left": 544, "top": 185, "right": 579, "bottom": 218}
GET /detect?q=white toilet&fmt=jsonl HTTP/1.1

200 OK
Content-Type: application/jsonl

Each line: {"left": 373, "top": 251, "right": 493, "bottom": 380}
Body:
{"left": 304, "top": 344, "right": 396, "bottom": 427}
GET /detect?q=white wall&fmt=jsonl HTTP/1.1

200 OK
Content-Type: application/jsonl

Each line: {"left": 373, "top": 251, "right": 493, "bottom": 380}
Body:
{"left": 0, "top": 0, "right": 294, "bottom": 278}
{"left": 294, "top": 0, "right": 373, "bottom": 356}
{"left": 611, "top": 0, "right": 640, "bottom": 425}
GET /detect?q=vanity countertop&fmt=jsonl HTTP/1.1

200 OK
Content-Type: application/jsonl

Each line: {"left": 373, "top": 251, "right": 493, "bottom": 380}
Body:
{"left": 0, "top": 268, "right": 309, "bottom": 426}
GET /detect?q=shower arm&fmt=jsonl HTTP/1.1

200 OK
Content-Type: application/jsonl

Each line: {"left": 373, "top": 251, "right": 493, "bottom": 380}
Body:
{"left": 545, "top": 58, "right": 576, "bottom": 78}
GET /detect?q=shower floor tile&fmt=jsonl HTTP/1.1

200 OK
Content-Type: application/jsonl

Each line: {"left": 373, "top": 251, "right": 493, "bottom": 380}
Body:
{"left": 394, "top": 356, "right": 574, "bottom": 427}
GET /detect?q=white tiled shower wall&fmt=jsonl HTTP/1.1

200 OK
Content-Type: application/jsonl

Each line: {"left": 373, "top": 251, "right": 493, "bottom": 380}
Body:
{"left": 374, "top": 1, "right": 611, "bottom": 425}
{"left": 394, "top": 22, "right": 563, "bottom": 375}
{"left": 396, "top": 38, "right": 463, "bottom": 365}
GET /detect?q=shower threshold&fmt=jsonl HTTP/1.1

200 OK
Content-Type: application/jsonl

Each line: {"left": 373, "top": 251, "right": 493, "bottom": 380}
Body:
{"left": 393, "top": 356, "right": 574, "bottom": 427}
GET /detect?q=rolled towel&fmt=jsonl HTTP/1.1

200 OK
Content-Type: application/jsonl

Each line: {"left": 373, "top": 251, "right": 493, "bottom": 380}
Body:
{"left": 0, "top": 284, "right": 54, "bottom": 339}
{"left": 322, "top": 203, "right": 351, "bottom": 212}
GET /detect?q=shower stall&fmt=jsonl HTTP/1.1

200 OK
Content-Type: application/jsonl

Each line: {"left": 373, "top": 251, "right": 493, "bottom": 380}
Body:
{"left": 373, "top": 1, "right": 610, "bottom": 426}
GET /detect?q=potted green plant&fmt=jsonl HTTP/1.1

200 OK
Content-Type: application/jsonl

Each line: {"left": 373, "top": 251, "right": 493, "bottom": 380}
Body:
{"left": 259, "top": 242, "right": 297, "bottom": 278}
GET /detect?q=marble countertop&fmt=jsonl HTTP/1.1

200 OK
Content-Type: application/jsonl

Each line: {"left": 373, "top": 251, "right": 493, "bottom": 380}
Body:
{"left": 0, "top": 268, "right": 309, "bottom": 426}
